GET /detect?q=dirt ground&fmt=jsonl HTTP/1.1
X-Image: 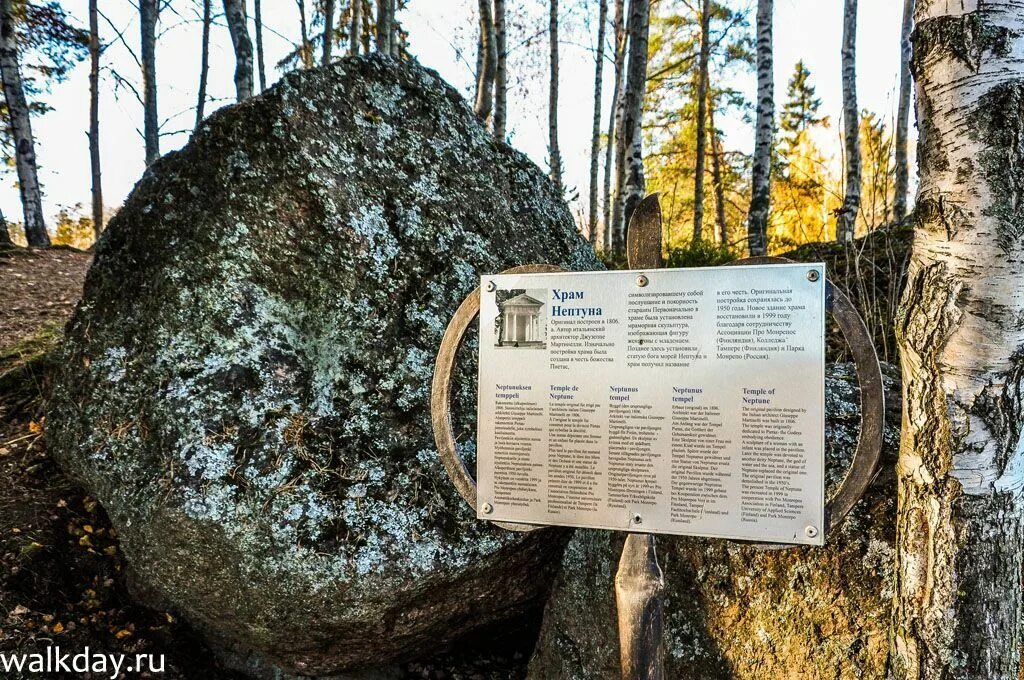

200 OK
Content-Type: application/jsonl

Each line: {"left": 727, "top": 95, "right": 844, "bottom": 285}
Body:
{"left": 0, "top": 245, "right": 533, "bottom": 679}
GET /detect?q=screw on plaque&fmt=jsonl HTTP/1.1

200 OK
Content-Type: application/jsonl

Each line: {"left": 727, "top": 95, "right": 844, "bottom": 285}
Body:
{"left": 633, "top": 513, "right": 643, "bottom": 525}
{"left": 481, "top": 502, "right": 493, "bottom": 515}
{"left": 807, "top": 270, "right": 820, "bottom": 283}
{"left": 486, "top": 281, "right": 497, "bottom": 293}
{"left": 805, "top": 525, "right": 819, "bottom": 538}
{"left": 636, "top": 274, "right": 649, "bottom": 288}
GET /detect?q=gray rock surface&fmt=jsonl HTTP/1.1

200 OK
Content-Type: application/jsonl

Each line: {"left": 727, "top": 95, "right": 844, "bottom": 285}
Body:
{"left": 527, "top": 363, "right": 902, "bottom": 679}
{"left": 47, "top": 54, "right": 597, "bottom": 676}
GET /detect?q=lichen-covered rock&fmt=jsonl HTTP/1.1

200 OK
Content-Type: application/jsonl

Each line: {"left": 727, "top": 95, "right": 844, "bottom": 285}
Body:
{"left": 527, "top": 364, "right": 902, "bottom": 679}
{"left": 47, "top": 54, "right": 598, "bottom": 676}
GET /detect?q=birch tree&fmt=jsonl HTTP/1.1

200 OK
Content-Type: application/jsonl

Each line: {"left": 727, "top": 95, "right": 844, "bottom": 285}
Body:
{"left": 588, "top": 0, "right": 608, "bottom": 245}
{"left": 548, "top": 0, "right": 562, "bottom": 195}
{"left": 837, "top": 0, "right": 860, "bottom": 242}
{"left": 602, "top": 0, "right": 625, "bottom": 250}
{"left": 196, "top": 0, "right": 211, "bottom": 129}
{"left": 893, "top": 0, "right": 914, "bottom": 223}
{"left": 692, "top": 0, "right": 712, "bottom": 244}
{"left": 893, "top": 3, "right": 1024, "bottom": 677}
{"left": 0, "top": 0, "right": 47, "bottom": 246}
{"left": 493, "top": 0, "right": 507, "bottom": 141}
{"left": 89, "top": 0, "right": 102, "bottom": 238}
{"left": 746, "top": 0, "right": 772, "bottom": 256}
{"left": 474, "top": 0, "right": 496, "bottom": 122}
{"left": 140, "top": 0, "right": 159, "bottom": 165}
{"left": 223, "top": 0, "right": 254, "bottom": 101}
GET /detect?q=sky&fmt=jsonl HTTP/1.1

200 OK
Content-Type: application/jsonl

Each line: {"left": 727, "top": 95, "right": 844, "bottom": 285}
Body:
{"left": 11, "top": 0, "right": 912, "bottom": 229}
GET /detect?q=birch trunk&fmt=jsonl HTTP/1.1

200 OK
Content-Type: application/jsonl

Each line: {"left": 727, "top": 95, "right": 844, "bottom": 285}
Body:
{"left": 349, "top": 0, "right": 361, "bottom": 55}
{"left": 0, "top": 0, "right": 47, "bottom": 246}
{"left": 548, "top": 0, "right": 562, "bottom": 195}
{"left": 603, "top": 0, "right": 625, "bottom": 251}
{"left": 616, "top": 0, "right": 650, "bottom": 247}
{"left": 493, "top": 0, "right": 507, "bottom": 141}
{"left": 746, "top": 0, "right": 772, "bottom": 256}
{"left": 323, "top": 0, "right": 335, "bottom": 63}
{"left": 223, "top": 0, "right": 254, "bottom": 101}
{"left": 708, "top": 102, "right": 727, "bottom": 245}
{"left": 893, "top": 3, "right": 1024, "bottom": 678}
{"left": 588, "top": 0, "right": 608, "bottom": 245}
{"left": 474, "top": 0, "right": 496, "bottom": 121}
{"left": 692, "top": 0, "right": 712, "bottom": 245}
{"left": 893, "top": 0, "right": 914, "bottom": 223}
{"left": 837, "top": 0, "right": 860, "bottom": 243}
{"left": 254, "top": 0, "right": 266, "bottom": 90}
{"left": 140, "top": 0, "right": 159, "bottom": 166}
{"left": 196, "top": 0, "right": 211, "bottom": 129}
{"left": 89, "top": 0, "right": 103, "bottom": 239}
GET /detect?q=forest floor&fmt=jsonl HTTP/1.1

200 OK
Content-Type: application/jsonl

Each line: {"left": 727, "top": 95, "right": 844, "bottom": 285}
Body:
{"left": 0, "top": 246, "right": 533, "bottom": 679}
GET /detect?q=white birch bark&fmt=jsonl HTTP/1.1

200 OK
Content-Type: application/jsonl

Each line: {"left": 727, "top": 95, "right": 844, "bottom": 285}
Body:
{"left": 0, "top": 0, "right": 48, "bottom": 246}
{"left": 837, "top": 0, "right": 860, "bottom": 243}
{"left": 223, "top": 0, "right": 254, "bottom": 101}
{"left": 620, "top": 0, "right": 649, "bottom": 238}
{"left": 894, "top": 0, "right": 914, "bottom": 223}
{"left": 746, "top": 0, "right": 772, "bottom": 256}
{"left": 588, "top": 0, "right": 608, "bottom": 245}
{"left": 894, "top": 2, "right": 1024, "bottom": 678}
{"left": 140, "top": 0, "right": 159, "bottom": 165}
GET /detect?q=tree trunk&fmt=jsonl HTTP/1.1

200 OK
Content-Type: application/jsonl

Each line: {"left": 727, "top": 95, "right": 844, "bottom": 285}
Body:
{"left": 140, "top": 0, "right": 159, "bottom": 166}
{"left": 0, "top": 0, "right": 48, "bottom": 247}
{"left": 893, "top": 0, "right": 913, "bottom": 224}
{"left": 223, "top": 0, "right": 254, "bottom": 102}
{"left": 323, "top": 0, "right": 335, "bottom": 63}
{"left": 692, "top": 0, "right": 712, "bottom": 244}
{"left": 603, "top": 0, "right": 625, "bottom": 251}
{"left": 298, "top": 0, "right": 313, "bottom": 67}
{"left": 0, "top": 207, "right": 11, "bottom": 249}
{"left": 837, "top": 0, "right": 860, "bottom": 243}
{"left": 588, "top": 0, "right": 608, "bottom": 245}
{"left": 376, "top": 0, "right": 392, "bottom": 54}
{"left": 893, "top": 4, "right": 1024, "bottom": 679}
{"left": 349, "top": 0, "right": 361, "bottom": 55}
{"left": 361, "top": 0, "right": 371, "bottom": 53}
{"left": 614, "top": 0, "right": 650, "bottom": 249}
{"left": 548, "top": 0, "right": 562, "bottom": 195}
{"left": 474, "top": 0, "right": 496, "bottom": 121}
{"left": 708, "top": 102, "right": 727, "bottom": 245}
{"left": 89, "top": 0, "right": 103, "bottom": 239}
{"left": 493, "top": 0, "right": 507, "bottom": 141}
{"left": 746, "top": 0, "right": 772, "bottom": 257}
{"left": 196, "top": 0, "right": 211, "bottom": 129}
{"left": 255, "top": 0, "right": 266, "bottom": 90}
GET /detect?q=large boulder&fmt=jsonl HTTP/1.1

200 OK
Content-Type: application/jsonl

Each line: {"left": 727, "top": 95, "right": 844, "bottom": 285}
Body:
{"left": 527, "top": 363, "right": 902, "bottom": 679}
{"left": 47, "top": 54, "right": 598, "bottom": 676}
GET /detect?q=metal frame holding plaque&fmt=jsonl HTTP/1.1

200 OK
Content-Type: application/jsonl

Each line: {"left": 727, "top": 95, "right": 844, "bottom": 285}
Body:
{"left": 429, "top": 195, "right": 885, "bottom": 679}
{"left": 476, "top": 264, "right": 826, "bottom": 546}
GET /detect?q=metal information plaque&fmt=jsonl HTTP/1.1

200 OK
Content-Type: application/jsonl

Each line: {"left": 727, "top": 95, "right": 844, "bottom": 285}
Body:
{"left": 476, "top": 263, "right": 826, "bottom": 546}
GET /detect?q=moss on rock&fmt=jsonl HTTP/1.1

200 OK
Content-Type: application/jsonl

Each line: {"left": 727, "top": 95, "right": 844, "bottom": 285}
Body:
{"left": 47, "top": 54, "right": 598, "bottom": 676}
